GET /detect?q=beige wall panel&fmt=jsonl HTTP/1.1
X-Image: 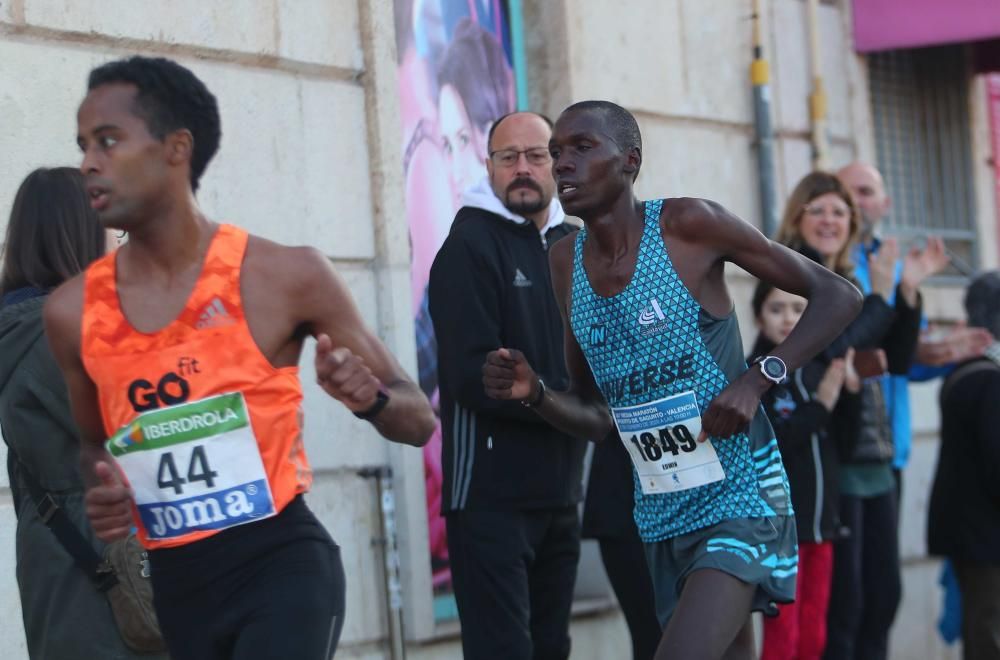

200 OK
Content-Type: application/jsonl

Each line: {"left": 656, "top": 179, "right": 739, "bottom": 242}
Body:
{"left": 305, "top": 473, "right": 386, "bottom": 645}
{"left": 276, "top": 0, "right": 364, "bottom": 69}
{"left": 920, "top": 285, "right": 968, "bottom": 321}
{"left": 770, "top": 1, "right": 857, "bottom": 148}
{"left": 971, "top": 76, "right": 1000, "bottom": 269}
{"left": 0, "top": 40, "right": 108, "bottom": 239}
{"left": 633, "top": 118, "right": 758, "bottom": 223}
{"left": 829, "top": 141, "right": 856, "bottom": 172}
{"left": 769, "top": 0, "right": 811, "bottom": 135}
{"left": 22, "top": 0, "right": 277, "bottom": 57}
{"left": 0, "top": 445, "right": 7, "bottom": 490}
{"left": 899, "top": 431, "right": 939, "bottom": 562}
{"left": 0, "top": 0, "right": 16, "bottom": 22}
{"left": 817, "top": 3, "right": 854, "bottom": 141}
{"left": 0, "top": 499, "right": 27, "bottom": 660}
{"left": 563, "top": 0, "right": 754, "bottom": 124}
{"left": 0, "top": 39, "right": 375, "bottom": 260}
{"left": 297, "top": 266, "right": 391, "bottom": 471}
{"left": 197, "top": 70, "right": 374, "bottom": 259}
{"left": 776, "top": 136, "right": 813, "bottom": 202}
{"left": 563, "top": 0, "right": 686, "bottom": 114}
{"left": 677, "top": 0, "right": 754, "bottom": 125}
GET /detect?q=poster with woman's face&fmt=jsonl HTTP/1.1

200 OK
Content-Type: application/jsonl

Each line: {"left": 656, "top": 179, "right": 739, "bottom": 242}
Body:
{"left": 393, "top": 0, "right": 515, "bottom": 619}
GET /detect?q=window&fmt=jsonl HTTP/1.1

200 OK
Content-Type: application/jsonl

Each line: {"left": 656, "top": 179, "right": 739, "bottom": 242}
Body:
{"left": 869, "top": 45, "right": 978, "bottom": 277}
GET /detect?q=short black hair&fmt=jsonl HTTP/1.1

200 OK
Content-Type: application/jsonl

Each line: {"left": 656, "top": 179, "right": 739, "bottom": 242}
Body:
{"left": 88, "top": 56, "right": 221, "bottom": 192}
{"left": 0, "top": 167, "right": 105, "bottom": 295}
{"left": 562, "top": 100, "right": 642, "bottom": 155}
{"left": 965, "top": 270, "right": 1000, "bottom": 338}
{"left": 487, "top": 111, "right": 554, "bottom": 152}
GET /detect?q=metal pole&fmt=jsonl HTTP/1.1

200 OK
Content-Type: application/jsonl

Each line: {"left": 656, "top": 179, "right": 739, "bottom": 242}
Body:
{"left": 806, "top": 0, "right": 830, "bottom": 170}
{"left": 358, "top": 466, "right": 406, "bottom": 660}
{"left": 751, "top": 0, "right": 779, "bottom": 238}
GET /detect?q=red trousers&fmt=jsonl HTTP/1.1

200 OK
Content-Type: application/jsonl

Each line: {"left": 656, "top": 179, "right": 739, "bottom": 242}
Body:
{"left": 762, "top": 541, "right": 834, "bottom": 660}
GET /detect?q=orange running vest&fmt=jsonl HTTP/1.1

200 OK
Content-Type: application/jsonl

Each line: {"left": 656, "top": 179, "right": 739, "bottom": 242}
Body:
{"left": 81, "top": 224, "right": 312, "bottom": 549}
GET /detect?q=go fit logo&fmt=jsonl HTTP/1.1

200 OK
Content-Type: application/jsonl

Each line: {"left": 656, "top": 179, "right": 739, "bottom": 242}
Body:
{"left": 126, "top": 357, "right": 201, "bottom": 412}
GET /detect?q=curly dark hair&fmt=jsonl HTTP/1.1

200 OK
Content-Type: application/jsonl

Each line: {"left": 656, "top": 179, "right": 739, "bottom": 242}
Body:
{"left": 88, "top": 56, "right": 221, "bottom": 192}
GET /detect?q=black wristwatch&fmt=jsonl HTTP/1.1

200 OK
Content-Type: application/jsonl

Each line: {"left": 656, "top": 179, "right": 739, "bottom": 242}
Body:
{"left": 354, "top": 387, "right": 390, "bottom": 420}
{"left": 754, "top": 355, "right": 788, "bottom": 385}
{"left": 520, "top": 378, "right": 546, "bottom": 408}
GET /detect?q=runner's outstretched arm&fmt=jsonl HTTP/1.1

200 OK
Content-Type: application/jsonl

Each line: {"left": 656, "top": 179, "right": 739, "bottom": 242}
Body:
{"left": 295, "top": 248, "right": 436, "bottom": 447}
{"left": 671, "top": 198, "right": 862, "bottom": 441}
{"left": 483, "top": 235, "right": 614, "bottom": 441}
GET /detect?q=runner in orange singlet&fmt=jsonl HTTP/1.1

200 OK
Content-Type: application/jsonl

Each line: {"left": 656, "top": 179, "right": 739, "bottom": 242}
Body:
{"left": 44, "top": 56, "right": 436, "bottom": 660}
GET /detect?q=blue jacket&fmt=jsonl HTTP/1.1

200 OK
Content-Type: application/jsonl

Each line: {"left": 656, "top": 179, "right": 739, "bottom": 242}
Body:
{"left": 853, "top": 240, "right": 945, "bottom": 468}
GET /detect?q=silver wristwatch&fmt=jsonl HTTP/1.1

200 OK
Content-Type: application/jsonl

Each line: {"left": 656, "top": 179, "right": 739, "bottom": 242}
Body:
{"left": 755, "top": 355, "right": 787, "bottom": 385}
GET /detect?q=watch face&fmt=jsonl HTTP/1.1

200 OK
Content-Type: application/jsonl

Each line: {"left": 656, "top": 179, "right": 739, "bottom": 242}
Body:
{"left": 763, "top": 358, "right": 785, "bottom": 379}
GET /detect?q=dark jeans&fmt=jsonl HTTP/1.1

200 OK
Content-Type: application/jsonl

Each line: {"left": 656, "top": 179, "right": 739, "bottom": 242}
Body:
{"left": 953, "top": 560, "right": 1000, "bottom": 660}
{"left": 824, "top": 489, "right": 901, "bottom": 660}
{"left": 447, "top": 507, "right": 581, "bottom": 660}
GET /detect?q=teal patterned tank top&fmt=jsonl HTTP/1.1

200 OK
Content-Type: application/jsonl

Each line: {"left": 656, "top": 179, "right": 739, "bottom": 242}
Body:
{"left": 570, "top": 199, "right": 792, "bottom": 542}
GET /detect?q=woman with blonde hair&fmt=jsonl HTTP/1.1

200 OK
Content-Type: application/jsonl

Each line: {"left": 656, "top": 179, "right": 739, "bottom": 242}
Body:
{"left": 775, "top": 171, "right": 861, "bottom": 278}
{"left": 769, "top": 170, "right": 927, "bottom": 659}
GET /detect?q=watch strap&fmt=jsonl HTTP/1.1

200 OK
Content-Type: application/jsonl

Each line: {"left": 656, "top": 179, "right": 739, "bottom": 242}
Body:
{"left": 521, "top": 378, "right": 546, "bottom": 408}
{"left": 354, "top": 386, "right": 390, "bottom": 420}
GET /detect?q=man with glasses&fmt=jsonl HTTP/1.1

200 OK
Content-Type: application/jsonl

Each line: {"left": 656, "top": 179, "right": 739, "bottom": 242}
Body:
{"left": 428, "top": 111, "right": 585, "bottom": 660}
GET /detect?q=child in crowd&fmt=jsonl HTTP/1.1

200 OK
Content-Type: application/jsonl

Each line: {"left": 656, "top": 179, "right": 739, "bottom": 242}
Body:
{"left": 749, "top": 281, "right": 861, "bottom": 660}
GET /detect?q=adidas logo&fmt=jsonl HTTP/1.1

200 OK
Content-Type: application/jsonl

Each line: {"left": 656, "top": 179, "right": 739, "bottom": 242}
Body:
{"left": 513, "top": 268, "right": 532, "bottom": 287}
{"left": 195, "top": 297, "right": 235, "bottom": 329}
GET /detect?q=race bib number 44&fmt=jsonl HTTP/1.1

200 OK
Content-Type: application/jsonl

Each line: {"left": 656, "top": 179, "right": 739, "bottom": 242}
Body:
{"left": 612, "top": 391, "right": 726, "bottom": 494}
{"left": 107, "top": 392, "right": 276, "bottom": 540}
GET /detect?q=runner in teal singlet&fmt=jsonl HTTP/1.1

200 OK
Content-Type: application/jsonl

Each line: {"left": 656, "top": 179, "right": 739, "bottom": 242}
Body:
{"left": 483, "top": 101, "right": 862, "bottom": 659}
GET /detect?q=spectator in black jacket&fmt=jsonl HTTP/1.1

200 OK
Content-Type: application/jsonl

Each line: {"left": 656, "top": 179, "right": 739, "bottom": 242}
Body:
{"left": 749, "top": 280, "right": 861, "bottom": 660}
{"left": 429, "top": 111, "right": 585, "bottom": 660}
{"left": 928, "top": 270, "right": 1000, "bottom": 660}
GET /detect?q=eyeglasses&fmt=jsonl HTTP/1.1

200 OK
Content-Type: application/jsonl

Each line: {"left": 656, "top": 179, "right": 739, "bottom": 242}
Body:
{"left": 803, "top": 204, "right": 850, "bottom": 219}
{"left": 489, "top": 147, "right": 551, "bottom": 168}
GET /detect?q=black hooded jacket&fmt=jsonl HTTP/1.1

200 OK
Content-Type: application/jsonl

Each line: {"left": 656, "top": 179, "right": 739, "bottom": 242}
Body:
{"left": 429, "top": 204, "right": 584, "bottom": 512}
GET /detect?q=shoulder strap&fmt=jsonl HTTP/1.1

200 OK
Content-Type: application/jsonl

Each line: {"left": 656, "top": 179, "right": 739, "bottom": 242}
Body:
{"left": 940, "top": 359, "right": 1000, "bottom": 406}
{"left": 6, "top": 444, "right": 117, "bottom": 592}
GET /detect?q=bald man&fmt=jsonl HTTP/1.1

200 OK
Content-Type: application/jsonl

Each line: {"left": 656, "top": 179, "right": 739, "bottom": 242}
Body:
{"left": 838, "top": 162, "right": 991, "bottom": 469}
{"left": 428, "top": 111, "right": 585, "bottom": 660}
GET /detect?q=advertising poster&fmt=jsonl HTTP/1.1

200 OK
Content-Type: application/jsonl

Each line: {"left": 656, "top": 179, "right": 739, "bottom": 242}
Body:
{"left": 393, "top": 0, "right": 515, "bottom": 620}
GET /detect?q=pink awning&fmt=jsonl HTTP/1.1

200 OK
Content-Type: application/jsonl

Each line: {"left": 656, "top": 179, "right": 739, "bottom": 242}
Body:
{"left": 852, "top": 0, "right": 1000, "bottom": 53}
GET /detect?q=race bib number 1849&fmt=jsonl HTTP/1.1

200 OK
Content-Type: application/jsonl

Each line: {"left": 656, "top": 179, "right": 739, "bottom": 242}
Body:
{"left": 611, "top": 391, "right": 726, "bottom": 494}
{"left": 107, "top": 392, "right": 276, "bottom": 540}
